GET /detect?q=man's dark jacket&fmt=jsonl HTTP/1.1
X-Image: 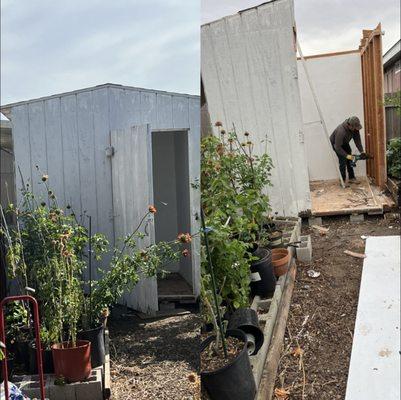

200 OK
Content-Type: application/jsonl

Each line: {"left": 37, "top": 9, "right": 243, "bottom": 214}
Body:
{"left": 330, "top": 120, "right": 364, "bottom": 157}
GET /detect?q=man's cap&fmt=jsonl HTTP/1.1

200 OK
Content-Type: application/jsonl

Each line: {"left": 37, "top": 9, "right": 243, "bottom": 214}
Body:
{"left": 347, "top": 116, "right": 362, "bottom": 130}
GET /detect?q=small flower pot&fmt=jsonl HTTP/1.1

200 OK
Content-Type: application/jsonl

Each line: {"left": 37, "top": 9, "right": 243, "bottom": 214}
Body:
{"left": 250, "top": 248, "right": 276, "bottom": 298}
{"left": 77, "top": 325, "right": 105, "bottom": 368}
{"left": 52, "top": 340, "right": 91, "bottom": 383}
{"left": 201, "top": 329, "right": 256, "bottom": 400}
{"left": 272, "top": 248, "right": 290, "bottom": 277}
{"left": 29, "top": 341, "right": 54, "bottom": 373}
{"left": 227, "top": 308, "right": 264, "bottom": 355}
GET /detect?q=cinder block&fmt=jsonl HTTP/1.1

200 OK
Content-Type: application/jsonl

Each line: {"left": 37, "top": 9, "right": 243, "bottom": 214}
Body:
{"left": 350, "top": 213, "right": 364, "bottom": 223}
{"left": 308, "top": 216, "right": 322, "bottom": 226}
{"left": 296, "top": 235, "right": 312, "bottom": 263}
{"left": 73, "top": 369, "right": 103, "bottom": 400}
{"left": 14, "top": 368, "right": 103, "bottom": 400}
{"left": 14, "top": 374, "right": 52, "bottom": 399}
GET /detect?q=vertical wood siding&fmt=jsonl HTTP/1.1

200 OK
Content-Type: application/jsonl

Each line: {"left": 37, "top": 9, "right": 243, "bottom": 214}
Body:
{"left": 7, "top": 85, "right": 200, "bottom": 308}
{"left": 201, "top": 0, "right": 311, "bottom": 216}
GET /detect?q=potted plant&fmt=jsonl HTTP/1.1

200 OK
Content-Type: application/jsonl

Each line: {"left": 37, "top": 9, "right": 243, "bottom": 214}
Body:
{"left": 201, "top": 124, "right": 275, "bottom": 310}
{"left": 2, "top": 176, "right": 189, "bottom": 381}
{"left": 3, "top": 301, "right": 31, "bottom": 373}
{"left": 200, "top": 209, "right": 256, "bottom": 400}
{"left": 78, "top": 206, "right": 187, "bottom": 367}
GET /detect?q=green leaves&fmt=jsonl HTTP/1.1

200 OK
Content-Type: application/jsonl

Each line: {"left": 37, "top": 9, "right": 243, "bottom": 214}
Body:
{"left": 201, "top": 126, "right": 273, "bottom": 325}
{"left": 387, "top": 137, "right": 401, "bottom": 179}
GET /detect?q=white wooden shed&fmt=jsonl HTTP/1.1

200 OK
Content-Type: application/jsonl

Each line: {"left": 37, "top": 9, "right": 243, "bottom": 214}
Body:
{"left": 0, "top": 83, "right": 201, "bottom": 314}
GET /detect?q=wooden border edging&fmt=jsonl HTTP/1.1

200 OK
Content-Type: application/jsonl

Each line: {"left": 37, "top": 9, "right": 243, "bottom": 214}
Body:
{"left": 256, "top": 259, "right": 297, "bottom": 400}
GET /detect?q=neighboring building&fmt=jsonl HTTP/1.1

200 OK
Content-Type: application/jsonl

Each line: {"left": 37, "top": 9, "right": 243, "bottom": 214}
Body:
{"left": 1, "top": 83, "right": 201, "bottom": 314}
{"left": 383, "top": 40, "right": 401, "bottom": 140}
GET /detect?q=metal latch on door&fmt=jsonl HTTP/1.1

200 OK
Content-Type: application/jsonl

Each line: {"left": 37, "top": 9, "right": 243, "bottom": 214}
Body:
{"left": 106, "top": 146, "right": 115, "bottom": 157}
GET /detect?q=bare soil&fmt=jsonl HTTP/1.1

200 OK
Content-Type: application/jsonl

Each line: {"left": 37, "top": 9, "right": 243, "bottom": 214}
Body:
{"left": 200, "top": 336, "right": 243, "bottom": 372}
{"left": 275, "top": 213, "right": 400, "bottom": 399}
{"left": 109, "top": 308, "right": 200, "bottom": 400}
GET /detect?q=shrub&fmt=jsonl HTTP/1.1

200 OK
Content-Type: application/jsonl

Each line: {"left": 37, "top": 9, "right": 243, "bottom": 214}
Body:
{"left": 387, "top": 137, "right": 401, "bottom": 179}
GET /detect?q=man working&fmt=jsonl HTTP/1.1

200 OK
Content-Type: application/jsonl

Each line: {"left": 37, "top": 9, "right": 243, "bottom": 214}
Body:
{"left": 330, "top": 116, "right": 367, "bottom": 183}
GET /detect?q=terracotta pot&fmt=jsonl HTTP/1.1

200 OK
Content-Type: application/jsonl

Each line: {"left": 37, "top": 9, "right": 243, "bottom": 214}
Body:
{"left": 272, "top": 248, "right": 290, "bottom": 277}
{"left": 52, "top": 340, "right": 91, "bottom": 382}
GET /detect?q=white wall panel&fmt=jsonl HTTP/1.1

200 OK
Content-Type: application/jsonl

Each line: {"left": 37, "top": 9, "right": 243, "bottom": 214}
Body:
{"left": 297, "top": 52, "right": 366, "bottom": 181}
{"left": 201, "top": 0, "right": 311, "bottom": 216}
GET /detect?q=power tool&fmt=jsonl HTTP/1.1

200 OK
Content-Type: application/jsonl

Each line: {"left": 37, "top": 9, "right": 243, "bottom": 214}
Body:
{"left": 350, "top": 153, "right": 373, "bottom": 167}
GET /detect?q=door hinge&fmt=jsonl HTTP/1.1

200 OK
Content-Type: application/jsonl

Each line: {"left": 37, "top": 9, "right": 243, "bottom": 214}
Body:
{"left": 106, "top": 146, "right": 114, "bottom": 157}
{"left": 298, "top": 130, "right": 304, "bottom": 143}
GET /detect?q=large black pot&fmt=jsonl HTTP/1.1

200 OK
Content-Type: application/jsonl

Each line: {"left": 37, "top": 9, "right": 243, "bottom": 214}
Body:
{"left": 201, "top": 329, "right": 256, "bottom": 400}
{"left": 250, "top": 247, "right": 276, "bottom": 298}
{"left": 12, "top": 340, "right": 30, "bottom": 373}
{"left": 28, "top": 342, "right": 54, "bottom": 374}
{"left": 227, "top": 308, "right": 264, "bottom": 355}
{"left": 77, "top": 325, "right": 105, "bottom": 368}
{"left": 0, "top": 356, "right": 14, "bottom": 383}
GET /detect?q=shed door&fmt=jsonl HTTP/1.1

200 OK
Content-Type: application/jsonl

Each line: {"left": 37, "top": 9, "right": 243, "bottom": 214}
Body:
{"left": 110, "top": 124, "right": 158, "bottom": 314}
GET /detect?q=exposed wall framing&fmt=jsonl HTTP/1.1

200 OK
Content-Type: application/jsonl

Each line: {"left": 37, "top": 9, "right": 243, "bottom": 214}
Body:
{"left": 360, "top": 24, "right": 387, "bottom": 188}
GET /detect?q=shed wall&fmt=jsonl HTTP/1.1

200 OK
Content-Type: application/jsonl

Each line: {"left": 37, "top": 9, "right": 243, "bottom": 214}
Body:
{"left": 297, "top": 53, "right": 366, "bottom": 181}
{"left": 7, "top": 85, "right": 200, "bottom": 295}
{"left": 201, "top": 0, "right": 311, "bottom": 216}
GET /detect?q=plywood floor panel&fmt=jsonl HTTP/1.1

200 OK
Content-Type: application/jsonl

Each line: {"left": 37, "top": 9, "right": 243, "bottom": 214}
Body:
{"left": 310, "top": 178, "right": 395, "bottom": 216}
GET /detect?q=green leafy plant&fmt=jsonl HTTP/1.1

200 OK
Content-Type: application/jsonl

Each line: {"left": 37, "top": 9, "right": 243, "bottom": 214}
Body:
{"left": 4, "top": 301, "right": 30, "bottom": 345}
{"left": 1, "top": 178, "right": 108, "bottom": 348}
{"left": 2, "top": 176, "right": 190, "bottom": 349}
{"left": 384, "top": 91, "right": 401, "bottom": 116}
{"left": 201, "top": 123, "right": 273, "bottom": 321}
{"left": 387, "top": 137, "right": 401, "bottom": 179}
{"left": 83, "top": 208, "right": 190, "bottom": 328}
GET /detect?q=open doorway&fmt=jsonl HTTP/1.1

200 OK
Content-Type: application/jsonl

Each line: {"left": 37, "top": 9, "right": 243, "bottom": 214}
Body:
{"left": 151, "top": 129, "right": 194, "bottom": 300}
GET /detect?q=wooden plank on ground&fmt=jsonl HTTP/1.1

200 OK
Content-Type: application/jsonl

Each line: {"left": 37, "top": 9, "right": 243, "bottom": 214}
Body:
{"left": 256, "top": 260, "right": 297, "bottom": 400}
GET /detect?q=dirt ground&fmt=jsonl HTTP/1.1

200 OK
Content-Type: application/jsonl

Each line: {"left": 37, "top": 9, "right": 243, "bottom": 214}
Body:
{"left": 275, "top": 213, "right": 400, "bottom": 400}
{"left": 108, "top": 308, "right": 200, "bottom": 400}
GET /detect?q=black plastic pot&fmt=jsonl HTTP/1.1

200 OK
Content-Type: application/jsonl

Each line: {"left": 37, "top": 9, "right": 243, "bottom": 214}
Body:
{"left": 201, "top": 330, "right": 256, "bottom": 400}
{"left": 0, "top": 356, "right": 14, "bottom": 383}
{"left": 77, "top": 325, "right": 105, "bottom": 368}
{"left": 13, "top": 340, "right": 30, "bottom": 373}
{"left": 28, "top": 342, "right": 54, "bottom": 374}
{"left": 227, "top": 308, "right": 264, "bottom": 355}
{"left": 250, "top": 247, "right": 276, "bottom": 298}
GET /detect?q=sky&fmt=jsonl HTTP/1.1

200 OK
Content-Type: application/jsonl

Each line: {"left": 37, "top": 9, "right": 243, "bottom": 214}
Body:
{"left": 202, "top": 0, "right": 400, "bottom": 56}
{"left": 1, "top": 1, "right": 399, "bottom": 107}
{"left": 0, "top": 0, "right": 200, "bottom": 105}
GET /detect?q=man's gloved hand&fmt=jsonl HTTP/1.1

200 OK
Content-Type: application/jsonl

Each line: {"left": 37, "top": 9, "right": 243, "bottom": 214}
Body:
{"left": 359, "top": 152, "right": 368, "bottom": 160}
{"left": 346, "top": 154, "right": 355, "bottom": 161}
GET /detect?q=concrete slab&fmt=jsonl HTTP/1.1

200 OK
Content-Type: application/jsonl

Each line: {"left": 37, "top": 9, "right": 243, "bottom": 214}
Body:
{"left": 345, "top": 235, "right": 400, "bottom": 400}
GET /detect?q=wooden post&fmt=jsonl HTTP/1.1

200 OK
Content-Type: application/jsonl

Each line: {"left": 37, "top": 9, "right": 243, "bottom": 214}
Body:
{"left": 360, "top": 24, "right": 386, "bottom": 188}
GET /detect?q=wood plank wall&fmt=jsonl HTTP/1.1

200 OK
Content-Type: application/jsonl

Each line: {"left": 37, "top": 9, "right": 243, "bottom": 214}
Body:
{"left": 360, "top": 24, "right": 387, "bottom": 188}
